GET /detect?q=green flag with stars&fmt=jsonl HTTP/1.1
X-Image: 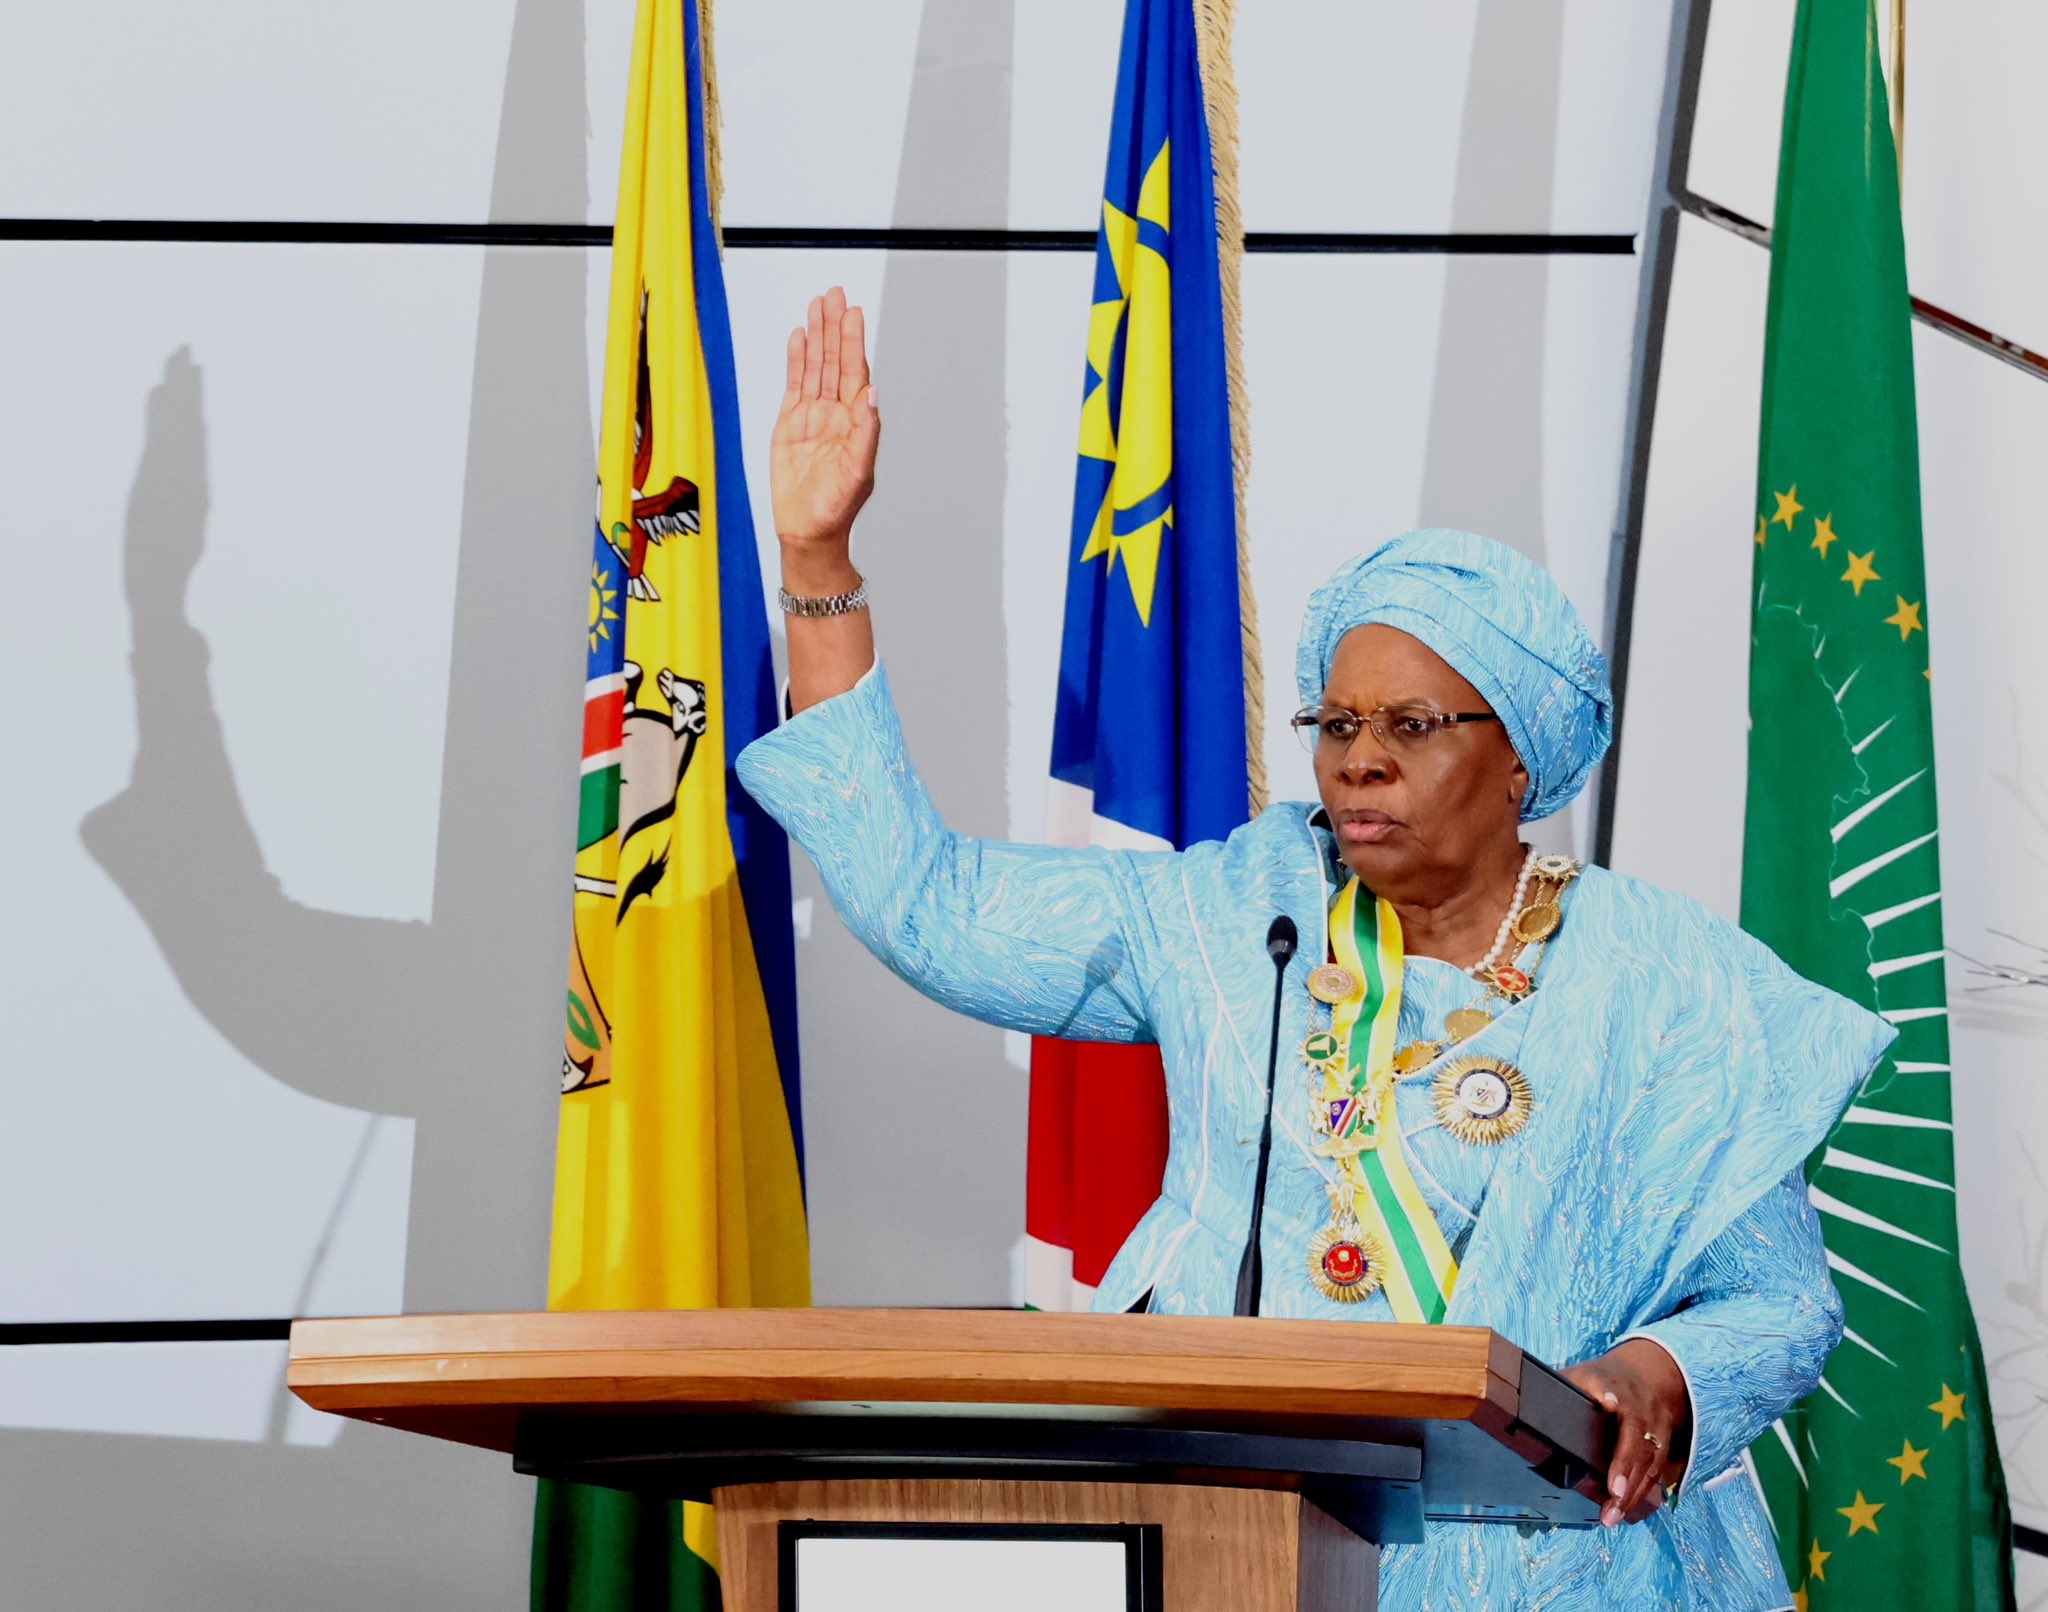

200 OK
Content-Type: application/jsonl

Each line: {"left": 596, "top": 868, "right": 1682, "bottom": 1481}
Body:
{"left": 1741, "top": 2, "right": 2014, "bottom": 1608}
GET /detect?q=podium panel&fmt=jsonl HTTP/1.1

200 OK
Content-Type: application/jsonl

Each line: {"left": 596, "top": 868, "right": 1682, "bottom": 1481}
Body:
{"left": 714, "top": 1480, "right": 1376, "bottom": 1612}
{"left": 784, "top": 1525, "right": 1142, "bottom": 1612}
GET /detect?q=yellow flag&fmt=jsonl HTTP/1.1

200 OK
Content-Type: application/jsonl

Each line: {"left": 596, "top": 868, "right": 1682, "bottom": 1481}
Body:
{"left": 538, "top": 0, "right": 808, "bottom": 1601}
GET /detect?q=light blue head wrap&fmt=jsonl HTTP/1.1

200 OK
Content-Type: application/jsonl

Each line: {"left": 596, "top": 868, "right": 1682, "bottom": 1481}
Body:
{"left": 1294, "top": 529, "right": 1613, "bottom": 822}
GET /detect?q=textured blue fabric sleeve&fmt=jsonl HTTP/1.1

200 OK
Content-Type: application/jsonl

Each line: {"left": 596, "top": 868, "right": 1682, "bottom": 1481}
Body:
{"left": 735, "top": 663, "right": 1174, "bottom": 1042}
{"left": 1621, "top": 1170, "right": 1842, "bottom": 1494}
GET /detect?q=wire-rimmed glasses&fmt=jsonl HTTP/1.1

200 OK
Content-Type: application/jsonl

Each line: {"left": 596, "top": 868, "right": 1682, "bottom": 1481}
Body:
{"left": 1290, "top": 703, "right": 1502, "bottom": 755}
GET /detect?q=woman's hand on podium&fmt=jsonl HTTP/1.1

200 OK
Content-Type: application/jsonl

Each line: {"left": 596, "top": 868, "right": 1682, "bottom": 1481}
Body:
{"left": 1563, "top": 1339, "right": 1691, "bottom": 1528}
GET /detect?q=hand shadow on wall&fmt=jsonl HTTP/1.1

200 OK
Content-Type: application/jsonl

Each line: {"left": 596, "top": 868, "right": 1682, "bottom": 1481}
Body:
{"left": 82, "top": 337, "right": 582, "bottom": 1325}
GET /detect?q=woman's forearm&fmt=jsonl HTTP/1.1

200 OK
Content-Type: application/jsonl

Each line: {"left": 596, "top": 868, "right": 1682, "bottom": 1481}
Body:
{"left": 780, "top": 539, "right": 875, "bottom": 713}
{"left": 735, "top": 665, "right": 1162, "bottom": 1045}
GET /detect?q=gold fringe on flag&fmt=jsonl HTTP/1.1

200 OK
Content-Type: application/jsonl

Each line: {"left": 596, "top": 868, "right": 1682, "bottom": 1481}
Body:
{"left": 698, "top": 0, "right": 725, "bottom": 228}
{"left": 1191, "top": 0, "right": 1267, "bottom": 815}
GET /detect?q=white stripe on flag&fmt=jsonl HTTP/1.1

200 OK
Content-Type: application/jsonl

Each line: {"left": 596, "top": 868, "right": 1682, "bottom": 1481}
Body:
{"left": 1045, "top": 778, "right": 1175, "bottom": 854}
{"left": 1013, "top": 1233, "right": 1099, "bottom": 1312}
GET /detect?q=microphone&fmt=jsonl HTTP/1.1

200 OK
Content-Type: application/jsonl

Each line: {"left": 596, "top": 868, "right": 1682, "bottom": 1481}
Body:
{"left": 1234, "top": 914, "right": 1299, "bottom": 1317}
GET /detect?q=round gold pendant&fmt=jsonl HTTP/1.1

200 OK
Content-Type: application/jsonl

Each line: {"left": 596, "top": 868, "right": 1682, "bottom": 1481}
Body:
{"left": 1532, "top": 852, "right": 1578, "bottom": 881}
{"left": 1307, "top": 963, "right": 1361, "bottom": 1004}
{"left": 1307, "top": 1218, "right": 1390, "bottom": 1303}
{"left": 1443, "top": 1006, "right": 1495, "bottom": 1041}
{"left": 1433, "top": 1056, "right": 1533, "bottom": 1146}
{"left": 1511, "top": 901, "right": 1562, "bottom": 945}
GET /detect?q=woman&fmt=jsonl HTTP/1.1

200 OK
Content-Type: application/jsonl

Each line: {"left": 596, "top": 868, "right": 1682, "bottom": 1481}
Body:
{"left": 738, "top": 288, "right": 1892, "bottom": 1610}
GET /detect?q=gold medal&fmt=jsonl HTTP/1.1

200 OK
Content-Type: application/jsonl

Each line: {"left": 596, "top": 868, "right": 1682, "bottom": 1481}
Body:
{"left": 1307, "top": 1207, "right": 1389, "bottom": 1303}
{"left": 1312, "top": 1084, "right": 1383, "bottom": 1157}
{"left": 1307, "top": 963, "right": 1361, "bottom": 1004}
{"left": 1487, "top": 963, "right": 1532, "bottom": 999}
{"left": 1432, "top": 1055, "right": 1533, "bottom": 1146}
{"left": 1511, "top": 901, "right": 1562, "bottom": 945}
{"left": 1390, "top": 1041, "right": 1439, "bottom": 1075}
{"left": 1443, "top": 1006, "right": 1495, "bottom": 1041}
{"left": 1302, "top": 1030, "right": 1342, "bottom": 1067}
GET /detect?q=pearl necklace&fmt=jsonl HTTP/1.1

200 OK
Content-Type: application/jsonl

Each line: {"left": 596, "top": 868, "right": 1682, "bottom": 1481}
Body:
{"left": 1467, "top": 846, "right": 1539, "bottom": 980}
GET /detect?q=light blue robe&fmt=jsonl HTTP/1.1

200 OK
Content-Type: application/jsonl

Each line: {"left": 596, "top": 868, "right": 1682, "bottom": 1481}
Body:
{"left": 737, "top": 665, "right": 1894, "bottom": 1611}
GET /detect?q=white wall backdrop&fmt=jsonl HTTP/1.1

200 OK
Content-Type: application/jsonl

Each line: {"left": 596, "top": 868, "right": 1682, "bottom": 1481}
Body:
{"left": 3, "top": 0, "right": 2040, "bottom": 1605}
{"left": 0, "top": 1, "right": 1672, "bottom": 234}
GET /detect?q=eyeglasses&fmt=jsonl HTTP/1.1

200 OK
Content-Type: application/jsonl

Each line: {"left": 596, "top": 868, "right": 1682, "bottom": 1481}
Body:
{"left": 1290, "top": 703, "right": 1502, "bottom": 755}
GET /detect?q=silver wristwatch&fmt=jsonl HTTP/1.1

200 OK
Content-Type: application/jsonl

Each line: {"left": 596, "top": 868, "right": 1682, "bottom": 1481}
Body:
{"left": 777, "top": 576, "right": 870, "bottom": 618}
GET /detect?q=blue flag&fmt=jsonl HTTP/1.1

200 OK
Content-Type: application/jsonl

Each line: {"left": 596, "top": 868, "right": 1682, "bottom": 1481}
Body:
{"left": 1049, "top": 0, "right": 1251, "bottom": 848}
{"left": 1026, "top": 0, "right": 1256, "bottom": 1311}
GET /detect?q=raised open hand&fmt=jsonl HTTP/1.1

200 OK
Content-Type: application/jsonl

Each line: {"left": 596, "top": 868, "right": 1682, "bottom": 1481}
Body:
{"left": 770, "top": 286, "right": 880, "bottom": 550}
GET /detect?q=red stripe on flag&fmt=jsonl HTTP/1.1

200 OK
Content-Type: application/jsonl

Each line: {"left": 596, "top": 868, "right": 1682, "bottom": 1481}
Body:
{"left": 1026, "top": 1038, "right": 1170, "bottom": 1290}
{"left": 581, "top": 689, "right": 624, "bottom": 761}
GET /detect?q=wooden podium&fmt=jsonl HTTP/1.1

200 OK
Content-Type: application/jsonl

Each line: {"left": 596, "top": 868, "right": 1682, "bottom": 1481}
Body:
{"left": 288, "top": 1309, "right": 1607, "bottom": 1611}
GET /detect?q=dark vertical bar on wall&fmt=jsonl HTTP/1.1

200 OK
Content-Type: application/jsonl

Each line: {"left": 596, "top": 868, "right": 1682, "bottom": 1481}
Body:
{"left": 1591, "top": 0, "right": 1716, "bottom": 866}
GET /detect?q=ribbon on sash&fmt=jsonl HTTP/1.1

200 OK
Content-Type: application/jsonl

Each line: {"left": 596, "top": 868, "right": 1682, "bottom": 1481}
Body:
{"left": 1322, "top": 878, "right": 1459, "bottom": 1323}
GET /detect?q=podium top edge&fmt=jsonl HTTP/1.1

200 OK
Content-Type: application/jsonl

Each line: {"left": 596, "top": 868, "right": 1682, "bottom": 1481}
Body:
{"left": 278, "top": 1311, "right": 1597, "bottom": 1467}
{"left": 288, "top": 1308, "right": 1512, "bottom": 1370}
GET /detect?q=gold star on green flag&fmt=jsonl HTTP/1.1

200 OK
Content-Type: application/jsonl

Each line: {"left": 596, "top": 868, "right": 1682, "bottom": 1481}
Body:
{"left": 1888, "top": 1440, "right": 1929, "bottom": 1483}
{"left": 1740, "top": 4, "right": 2012, "bottom": 1609}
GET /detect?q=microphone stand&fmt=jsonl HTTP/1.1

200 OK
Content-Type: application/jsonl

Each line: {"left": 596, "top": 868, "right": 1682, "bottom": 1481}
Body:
{"left": 1234, "top": 915, "right": 1299, "bottom": 1317}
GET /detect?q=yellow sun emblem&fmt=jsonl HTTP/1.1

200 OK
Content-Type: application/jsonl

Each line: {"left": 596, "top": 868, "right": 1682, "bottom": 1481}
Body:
{"left": 588, "top": 563, "right": 621, "bottom": 651}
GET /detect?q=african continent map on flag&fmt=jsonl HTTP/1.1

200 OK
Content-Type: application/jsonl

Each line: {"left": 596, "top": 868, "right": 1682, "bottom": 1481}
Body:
{"left": 1740, "top": 3, "right": 2013, "bottom": 1607}
{"left": 536, "top": 1, "right": 809, "bottom": 1605}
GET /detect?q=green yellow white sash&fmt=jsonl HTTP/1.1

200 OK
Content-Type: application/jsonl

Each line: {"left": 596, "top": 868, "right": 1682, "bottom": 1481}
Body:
{"left": 1324, "top": 878, "right": 1460, "bottom": 1323}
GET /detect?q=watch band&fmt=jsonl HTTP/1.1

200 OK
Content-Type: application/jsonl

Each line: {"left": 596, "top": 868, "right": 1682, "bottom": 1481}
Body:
{"left": 778, "top": 576, "right": 870, "bottom": 618}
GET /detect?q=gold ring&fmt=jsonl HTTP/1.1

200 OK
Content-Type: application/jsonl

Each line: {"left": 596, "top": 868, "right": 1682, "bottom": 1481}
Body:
{"left": 1643, "top": 1431, "right": 1664, "bottom": 1451}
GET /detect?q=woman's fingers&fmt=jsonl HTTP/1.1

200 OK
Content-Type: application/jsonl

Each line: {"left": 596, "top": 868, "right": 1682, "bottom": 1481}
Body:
{"left": 820, "top": 286, "right": 846, "bottom": 400}
{"left": 1600, "top": 1389, "right": 1669, "bottom": 1528}
{"left": 1623, "top": 1464, "right": 1669, "bottom": 1525}
{"left": 1621, "top": 1413, "right": 1673, "bottom": 1524}
{"left": 1596, "top": 1386, "right": 1636, "bottom": 1526}
{"left": 1562, "top": 1362, "right": 1650, "bottom": 1528}
{"left": 839, "top": 303, "right": 870, "bottom": 403}
{"left": 849, "top": 379, "right": 880, "bottom": 480}
{"left": 802, "top": 295, "right": 826, "bottom": 400}
{"left": 780, "top": 327, "right": 806, "bottom": 414}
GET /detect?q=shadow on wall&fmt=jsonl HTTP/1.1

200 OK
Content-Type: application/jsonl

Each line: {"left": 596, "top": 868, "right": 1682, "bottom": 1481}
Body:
{"left": 80, "top": 335, "right": 580, "bottom": 1322}
{"left": 1420, "top": 0, "right": 1581, "bottom": 859}
{"left": 79, "top": 0, "right": 595, "bottom": 1328}
{"left": 1418, "top": 0, "right": 1565, "bottom": 571}
{"left": 788, "top": 0, "right": 1024, "bottom": 1306}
